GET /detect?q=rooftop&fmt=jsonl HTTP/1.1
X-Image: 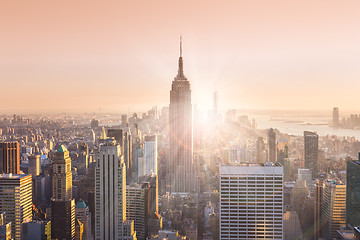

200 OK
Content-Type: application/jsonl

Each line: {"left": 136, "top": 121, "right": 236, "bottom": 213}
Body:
{"left": 57, "top": 145, "right": 68, "bottom": 153}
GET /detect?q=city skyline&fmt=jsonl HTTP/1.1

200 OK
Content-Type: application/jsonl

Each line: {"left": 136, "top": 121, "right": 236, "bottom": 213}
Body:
{"left": 2, "top": 1, "right": 360, "bottom": 113}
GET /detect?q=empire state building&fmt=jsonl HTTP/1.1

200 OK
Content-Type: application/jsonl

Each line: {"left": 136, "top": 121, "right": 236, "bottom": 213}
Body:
{"left": 168, "top": 38, "right": 195, "bottom": 193}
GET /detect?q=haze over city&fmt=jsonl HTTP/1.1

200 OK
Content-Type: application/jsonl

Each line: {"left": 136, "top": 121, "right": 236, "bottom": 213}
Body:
{"left": 1, "top": 0, "right": 360, "bottom": 113}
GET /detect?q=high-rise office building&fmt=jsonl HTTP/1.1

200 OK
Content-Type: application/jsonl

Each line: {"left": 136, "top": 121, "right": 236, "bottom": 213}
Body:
{"left": 333, "top": 107, "right": 339, "bottom": 127}
{"left": 76, "top": 200, "right": 92, "bottom": 240}
{"left": 51, "top": 200, "right": 76, "bottom": 239}
{"left": 95, "top": 139, "right": 127, "bottom": 240}
{"left": 0, "top": 174, "right": 32, "bottom": 240}
{"left": 0, "top": 212, "right": 11, "bottom": 240}
{"left": 268, "top": 128, "right": 277, "bottom": 162}
{"left": 144, "top": 135, "right": 157, "bottom": 176}
{"left": 256, "top": 137, "right": 266, "bottom": 163}
{"left": 28, "top": 155, "right": 40, "bottom": 177}
{"left": 168, "top": 38, "right": 194, "bottom": 193}
{"left": 314, "top": 180, "right": 324, "bottom": 240}
{"left": 219, "top": 163, "right": 283, "bottom": 239}
{"left": 304, "top": 131, "right": 319, "bottom": 177}
{"left": 51, "top": 145, "right": 75, "bottom": 240}
{"left": 52, "top": 145, "right": 72, "bottom": 200}
{"left": 297, "top": 168, "right": 312, "bottom": 189}
{"left": 124, "top": 130, "right": 132, "bottom": 181}
{"left": 346, "top": 158, "right": 360, "bottom": 228}
{"left": 321, "top": 180, "right": 346, "bottom": 240}
{"left": 139, "top": 174, "right": 158, "bottom": 214}
{"left": 108, "top": 129, "right": 124, "bottom": 146}
{"left": 126, "top": 182, "right": 151, "bottom": 240}
{"left": 0, "top": 142, "right": 20, "bottom": 174}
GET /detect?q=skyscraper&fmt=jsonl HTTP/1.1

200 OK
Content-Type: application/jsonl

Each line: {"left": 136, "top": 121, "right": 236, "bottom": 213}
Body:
{"left": 52, "top": 145, "right": 73, "bottom": 200}
{"left": 219, "top": 163, "right": 283, "bottom": 239}
{"left": 304, "top": 131, "right": 318, "bottom": 177}
{"left": 139, "top": 174, "right": 158, "bottom": 214}
{"left": 314, "top": 180, "right": 324, "bottom": 240}
{"left": 75, "top": 200, "right": 92, "bottom": 240}
{"left": 333, "top": 107, "right": 339, "bottom": 127}
{"left": 95, "top": 139, "right": 127, "bottom": 240}
{"left": 268, "top": 128, "right": 277, "bottom": 163}
{"left": 126, "top": 182, "right": 150, "bottom": 240}
{"left": 346, "top": 158, "right": 360, "bottom": 228}
{"left": 28, "top": 155, "right": 40, "bottom": 177}
{"left": 144, "top": 135, "right": 157, "bottom": 176}
{"left": 0, "top": 142, "right": 20, "bottom": 174}
{"left": 168, "top": 38, "right": 194, "bottom": 193}
{"left": 256, "top": 137, "right": 266, "bottom": 163}
{"left": 51, "top": 145, "right": 75, "bottom": 240}
{"left": 0, "top": 174, "right": 32, "bottom": 240}
{"left": 321, "top": 180, "right": 346, "bottom": 240}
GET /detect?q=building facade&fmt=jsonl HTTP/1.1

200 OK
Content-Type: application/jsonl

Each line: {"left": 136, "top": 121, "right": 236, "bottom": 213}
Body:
{"left": 0, "top": 174, "right": 32, "bottom": 240}
{"left": 126, "top": 183, "right": 150, "bottom": 240}
{"left": 321, "top": 180, "right": 346, "bottom": 240}
{"left": 219, "top": 164, "right": 283, "bottom": 239}
{"left": 0, "top": 142, "right": 20, "bottom": 174}
{"left": 144, "top": 135, "right": 157, "bottom": 176}
{"left": 95, "top": 139, "right": 127, "bottom": 240}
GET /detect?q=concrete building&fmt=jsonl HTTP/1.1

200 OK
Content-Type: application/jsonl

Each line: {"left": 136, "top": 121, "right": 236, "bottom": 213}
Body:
{"left": 95, "top": 139, "right": 128, "bottom": 240}
{"left": 0, "top": 142, "right": 20, "bottom": 174}
{"left": 322, "top": 180, "right": 346, "bottom": 240}
{"left": 219, "top": 163, "right": 283, "bottom": 239}
{"left": 126, "top": 182, "right": 150, "bottom": 240}
{"left": 0, "top": 174, "right": 32, "bottom": 240}
{"left": 144, "top": 135, "right": 157, "bottom": 176}
{"left": 168, "top": 39, "right": 194, "bottom": 193}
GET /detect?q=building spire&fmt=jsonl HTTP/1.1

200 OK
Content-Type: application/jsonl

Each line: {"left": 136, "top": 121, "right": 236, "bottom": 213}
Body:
{"left": 176, "top": 36, "right": 186, "bottom": 79}
{"left": 180, "top": 35, "right": 182, "bottom": 57}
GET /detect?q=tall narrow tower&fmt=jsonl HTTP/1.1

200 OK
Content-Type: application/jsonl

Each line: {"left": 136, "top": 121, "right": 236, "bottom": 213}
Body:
{"left": 52, "top": 145, "right": 73, "bottom": 200}
{"left": 168, "top": 37, "right": 194, "bottom": 193}
{"left": 51, "top": 145, "right": 75, "bottom": 240}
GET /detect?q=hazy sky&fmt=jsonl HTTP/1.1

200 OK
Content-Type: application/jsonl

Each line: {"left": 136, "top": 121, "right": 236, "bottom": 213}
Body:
{"left": 1, "top": 0, "right": 360, "bottom": 113}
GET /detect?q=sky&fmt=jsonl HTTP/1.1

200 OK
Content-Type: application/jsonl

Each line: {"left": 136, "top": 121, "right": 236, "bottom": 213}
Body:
{"left": 1, "top": 0, "right": 360, "bottom": 114}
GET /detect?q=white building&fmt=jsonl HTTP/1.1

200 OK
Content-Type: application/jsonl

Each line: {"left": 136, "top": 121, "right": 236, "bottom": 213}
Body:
{"left": 144, "top": 135, "right": 157, "bottom": 176}
{"left": 95, "top": 139, "right": 128, "bottom": 240}
{"left": 220, "top": 163, "right": 283, "bottom": 240}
